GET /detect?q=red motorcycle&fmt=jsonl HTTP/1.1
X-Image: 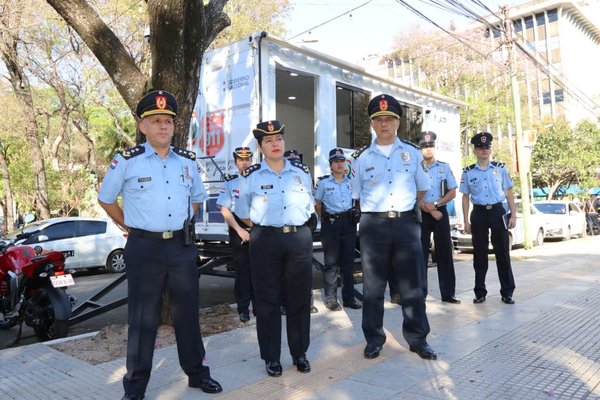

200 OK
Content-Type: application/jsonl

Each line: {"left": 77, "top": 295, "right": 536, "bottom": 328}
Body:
{"left": 0, "top": 233, "right": 74, "bottom": 342}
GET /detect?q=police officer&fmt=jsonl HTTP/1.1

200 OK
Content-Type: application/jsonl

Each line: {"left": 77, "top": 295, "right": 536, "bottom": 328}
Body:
{"left": 352, "top": 94, "right": 437, "bottom": 361}
{"left": 315, "top": 148, "right": 362, "bottom": 311}
{"left": 459, "top": 132, "right": 516, "bottom": 305}
{"left": 217, "top": 147, "right": 254, "bottom": 322}
{"left": 98, "top": 90, "right": 222, "bottom": 399}
{"left": 417, "top": 131, "right": 460, "bottom": 304}
{"left": 236, "top": 121, "right": 314, "bottom": 377}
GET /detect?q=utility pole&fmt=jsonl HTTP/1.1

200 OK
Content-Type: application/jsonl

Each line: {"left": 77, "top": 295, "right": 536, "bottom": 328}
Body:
{"left": 502, "top": 5, "right": 532, "bottom": 248}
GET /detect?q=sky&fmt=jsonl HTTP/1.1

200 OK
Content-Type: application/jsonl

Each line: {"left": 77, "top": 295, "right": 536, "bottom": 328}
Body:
{"left": 284, "top": 0, "right": 522, "bottom": 64}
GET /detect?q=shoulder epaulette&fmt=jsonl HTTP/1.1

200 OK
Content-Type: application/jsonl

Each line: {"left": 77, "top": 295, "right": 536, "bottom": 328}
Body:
{"left": 463, "top": 163, "right": 476, "bottom": 172}
{"left": 491, "top": 161, "right": 505, "bottom": 168}
{"left": 173, "top": 147, "right": 196, "bottom": 160}
{"left": 224, "top": 174, "right": 238, "bottom": 182}
{"left": 119, "top": 145, "right": 145, "bottom": 160}
{"left": 290, "top": 159, "right": 310, "bottom": 174}
{"left": 317, "top": 175, "right": 330, "bottom": 181}
{"left": 401, "top": 139, "right": 420, "bottom": 150}
{"left": 241, "top": 163, "right": 261, "bottom": 177}
{"left": 351, "top": 145, "right": 368, "bottom": 159}
{"left": 437, "top": 160, "right": 448, "bottom": 165}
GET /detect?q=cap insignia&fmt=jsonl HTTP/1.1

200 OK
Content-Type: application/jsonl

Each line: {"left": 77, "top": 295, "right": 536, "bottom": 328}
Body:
{"left": 379, "top": 99, "right": 388, "bottom": 111}
{"left": 156, "top": 96, "right": 167, "bottom": 110}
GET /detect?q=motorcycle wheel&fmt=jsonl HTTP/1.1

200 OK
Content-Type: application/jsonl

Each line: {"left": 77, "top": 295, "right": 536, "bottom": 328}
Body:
{"left": 31, "top": 288, "right": 72, "bottom": 341}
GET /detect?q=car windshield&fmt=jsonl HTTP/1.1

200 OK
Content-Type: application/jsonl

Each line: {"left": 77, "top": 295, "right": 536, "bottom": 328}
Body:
{"left": 534, "top": 203, "right": 566, "bottom": 214}
{"left": 5, "top": 220, "right": 46, "bottom": 239}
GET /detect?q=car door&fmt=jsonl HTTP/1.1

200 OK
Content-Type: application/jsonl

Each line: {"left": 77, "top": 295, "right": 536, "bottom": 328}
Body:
{"left": 24, "top": 221, "right": 80, "bottom": 268}
{"left": 76, "top": 220, "right": 109, "bottom": 268}
{"left": 568, "top": 202, "right": 585, "bottom": 236}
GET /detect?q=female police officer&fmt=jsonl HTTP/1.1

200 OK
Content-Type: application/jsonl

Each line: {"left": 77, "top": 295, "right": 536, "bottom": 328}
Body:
{"left": 235, "top": 120, "right": 315, "bottom": 377}
{"left": 217, "top": 147, "right": 255, "bottom": 322}
{"left": 98, "top": 90, "right": 221, "bottom": 399}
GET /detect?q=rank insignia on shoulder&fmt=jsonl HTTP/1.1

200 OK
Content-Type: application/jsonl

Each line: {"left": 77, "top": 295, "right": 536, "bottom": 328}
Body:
{"left": 173, "top": 147, "right": 196, "bottom": 160}
{"left": 317, "top": 175, "right": 329, "bottom": 181}
{"left": 401, "top": 139, "right": 419, "bottom": 150}
{"left": 491, "top": 161, "right": 505, "bottom": 168}
{"left": 351, "top": 145, "right": 368, "bottom": 159}
{"left": 119, "top": 144, "right": 145, "bottom": 160}
{"left": 290, "top": 159, "right": 310, "bottom": 174}
{"left": 224, "top": 173, "right": 238, "bottom": 181}
{"left": 242, "top": 163, "right": 261, "bottom": 177}
{"left": 463, "top": 163, "right": 476, "bottom": 172}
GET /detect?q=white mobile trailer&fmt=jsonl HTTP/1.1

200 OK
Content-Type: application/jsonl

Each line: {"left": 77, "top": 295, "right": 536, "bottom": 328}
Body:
{"left": 190, "top": 32, "right": 465, "bottom": 240}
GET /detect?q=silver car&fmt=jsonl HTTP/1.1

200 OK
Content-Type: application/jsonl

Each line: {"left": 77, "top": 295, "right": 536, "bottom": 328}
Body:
{"left": 533, "top": 200, "right": 587, "bottom": 240}
{"left": 12, "top": 217, "right": 128, "bottom": 273}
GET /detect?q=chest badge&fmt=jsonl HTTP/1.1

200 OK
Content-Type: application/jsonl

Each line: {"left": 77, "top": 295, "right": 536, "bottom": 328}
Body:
{"left": 401, "top": 152, "right": 409, "bottom": 161}
{"left": 493, "top": 169, "right": 500, "bottom": 175}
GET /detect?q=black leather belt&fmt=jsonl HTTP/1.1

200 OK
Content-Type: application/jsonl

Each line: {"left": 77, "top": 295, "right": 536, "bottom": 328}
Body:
{"left": 324, "top": 209, "right": 352, "bottom": 219}
{"left": 473, "top": 202, "right": 502, "bottom": 210}
{"left": 254, "top": 223, "right": 306, "bottom": 233}
{"left": 363, "top": 211, "right": 413, "bottom": 218}
{"left": 129, "top": 228, "right": 184, "bottom": 240}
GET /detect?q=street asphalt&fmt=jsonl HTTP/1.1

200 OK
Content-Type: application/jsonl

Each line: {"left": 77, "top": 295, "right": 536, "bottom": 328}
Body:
{"left": 1, "top": 235, "right": 599, "bottom": 399}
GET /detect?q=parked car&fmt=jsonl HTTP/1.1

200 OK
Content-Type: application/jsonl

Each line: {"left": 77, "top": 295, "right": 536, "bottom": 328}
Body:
{"left": 8, "top": 217, "right": 128, "bottom": 273}
{"left": 532, "top": 200, "right": 586, "bottom": 240}
{"left": 451, "top": 200, "right": 546, "bottom": 251}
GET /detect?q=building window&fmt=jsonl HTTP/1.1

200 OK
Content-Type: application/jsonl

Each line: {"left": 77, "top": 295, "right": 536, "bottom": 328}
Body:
{"left": 550, "top": 47, "right": 561, "bottom": 63}
{"left": 547, "top": 9, "right": 558, "bottom": 23}
{"left": 514, "top": 20, "right": 523, "bottom": 33}
{"left": 555, "top": 88, "right": 564, "bottom": 102}
{"left": 525, "top": 16, "right": 535, "bottom": 42}
{"left": 535, "top": 12, "right": 545, "bottom": 26}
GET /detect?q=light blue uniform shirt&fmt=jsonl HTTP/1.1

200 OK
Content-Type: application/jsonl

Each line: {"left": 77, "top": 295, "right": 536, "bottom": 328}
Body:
{"left": 98, "top": 142, "right": 207, "bottom": 232}
{"left": 315, "top": 175, "right": 353, "bottom": 213}
{"left": 216, "top": 174, "right": 242, "bottom": 214}
{"left": 422, "top": 160, "right": 458, "bottom": 203}
{"left": 351, "top": 138, "right": 431, "bottom": 212}
{"left": 236, "top": 159, "right": 315, "bottom": 227}
{"left": 459, "top": 161, "right": 513, "bottom": 205}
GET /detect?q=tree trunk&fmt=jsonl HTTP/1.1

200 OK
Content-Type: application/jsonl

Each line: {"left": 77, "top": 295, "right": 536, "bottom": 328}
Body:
{"left": 0, "top": 143, "right": 15, "bottom": 233}
{"left": 0, "top": 1, "right": 51, "bottom": 220}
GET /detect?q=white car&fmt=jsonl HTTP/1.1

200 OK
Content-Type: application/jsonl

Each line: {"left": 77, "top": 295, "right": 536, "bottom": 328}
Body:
{"left": 533, "top": 200, "right": 586, "bottom": 240}
{"left": 452, "top": 200, "right": 546, "bottom": 251}
{"left": 11, "top": 217, "right": 128, "bottom": 273}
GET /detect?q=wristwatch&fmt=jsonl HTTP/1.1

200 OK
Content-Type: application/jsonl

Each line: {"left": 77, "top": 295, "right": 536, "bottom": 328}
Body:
{"left": 433, "top": 201, "right": 439, "bottom": 209}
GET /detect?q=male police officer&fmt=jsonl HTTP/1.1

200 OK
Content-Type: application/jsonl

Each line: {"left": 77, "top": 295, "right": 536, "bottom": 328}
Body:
{"left": 352, "top": 94, "right": 437, "bottom": 360}
{"left": 217, "top": 147, "right": 254, "bottom": 322}
{"left": 315, "top": 148, "right": 362, "bottom": 311}
{"left": 236, "top": 121, "right": 315, "bottom": 377}
{"left": 459, "top": 132, "right": 516, "bottom": 305}
{"left": 98, "top": 90, "right": 222, "bottom": 399}
{"left": 417, "top": 131, "right": 460, "bottom": 304}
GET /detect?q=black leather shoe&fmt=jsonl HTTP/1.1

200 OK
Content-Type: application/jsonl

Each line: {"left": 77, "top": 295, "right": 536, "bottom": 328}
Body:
{"left": 390, "top": 295, "right": 402, "bottom": 305}
{"left": 280, "top": 305, "right": 286, "bottom": 315}
{"left": 441, "top": 296, "right": 461, "bottom": 304}
{"left": 363, "top": 343, "right": 383, "bottom": 359}
{"left": 501, "top": 296, "right": 515, "bottom": 304}
{"left": 343, "top": 299, "right": 362, "bottom": 309}
{"left": 324, "top": 300, "right": 342, "bottom": 311}
{"left": 292, "top": 354, "right": 311, "bottom": 372}
{"left": 265, "top": 361, "right": 282, "bottom": 377}
{"left": 121, "top": 395, "right": 144, "bottom": 400}
{"left": 188, "top": 377, "right": 223, "bottom": 394}
{"left": 409, "top": 344, "right": 438, "bottom": 360}
{"left": 473, "top": 296, "right": 486, "bottom": 304}
{"left": 239, "top": 311, "right": 250, "bottom": 322}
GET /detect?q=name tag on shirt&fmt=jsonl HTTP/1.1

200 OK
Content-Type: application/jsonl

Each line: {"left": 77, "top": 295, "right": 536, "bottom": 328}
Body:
{"left": 138, "top": 177, "right": 152, "bottom": 182}
{"left": 261, "top": 185, "right": 273, "bottom": 190}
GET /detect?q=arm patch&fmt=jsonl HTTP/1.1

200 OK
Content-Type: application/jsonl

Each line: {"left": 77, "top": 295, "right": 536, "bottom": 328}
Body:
{"left": 119, "top": 145, "right": 145, "bottom": 160}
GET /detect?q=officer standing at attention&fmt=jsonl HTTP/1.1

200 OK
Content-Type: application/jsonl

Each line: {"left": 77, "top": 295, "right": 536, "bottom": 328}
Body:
{"left": 352, "top": 94, "right": 437, "bottom": 361}
{"left": 315, "top": 148, "right": 362, "bottom": 311}
{"left": 236, "top": 121, "right": 314, "bottom": 377}
{"left": 417, "top": 131, "right": 460, "bottom": 304}
{"left": 459, "top": 132, "right": 516, "bottom": 305}
{"left": 98, "top": 90, "right": 222, "bottom": 399}
{"left": 217, "top": 147, "right": 254, "bottom": 322}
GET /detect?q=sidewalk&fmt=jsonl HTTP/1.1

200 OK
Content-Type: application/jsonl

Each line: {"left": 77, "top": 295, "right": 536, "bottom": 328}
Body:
{"left": 1, "top": 236, "right": 599, "bottom": 400}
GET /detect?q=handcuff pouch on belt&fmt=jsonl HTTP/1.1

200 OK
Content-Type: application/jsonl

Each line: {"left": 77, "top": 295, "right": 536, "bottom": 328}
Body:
{"left": 183, "top": 195, "right": 195, "bottom": 246}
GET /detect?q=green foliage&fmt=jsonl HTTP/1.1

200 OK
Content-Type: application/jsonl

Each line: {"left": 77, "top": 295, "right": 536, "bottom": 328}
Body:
{"left": 531, "top": 119, "right": 600, "bottom": 198}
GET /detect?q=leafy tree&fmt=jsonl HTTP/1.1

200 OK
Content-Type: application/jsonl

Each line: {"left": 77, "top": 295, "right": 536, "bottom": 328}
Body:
{"left": 531, "top": 119, "right": 600, "bottom": 199}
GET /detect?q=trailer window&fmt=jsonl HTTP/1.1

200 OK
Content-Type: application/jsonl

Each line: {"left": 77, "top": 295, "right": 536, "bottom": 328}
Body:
{"left": 336, "top": 86, "right": 371, "bottom": 149}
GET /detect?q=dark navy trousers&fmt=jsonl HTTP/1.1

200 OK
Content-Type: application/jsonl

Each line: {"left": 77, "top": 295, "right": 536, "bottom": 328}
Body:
{"left": 360, "top": 213, "right": 430, "bottom": 348}
{"left": 228, "top": 217, "right": 253, "bottom": 313}
{"left": 123, "top": 234, "right": 209, "bottom": 396}
{"left": 249, "top": 225, "right": 313, "bottom": 362}
{"left": 470, "top": 204, "right": 516, "bottom": 298}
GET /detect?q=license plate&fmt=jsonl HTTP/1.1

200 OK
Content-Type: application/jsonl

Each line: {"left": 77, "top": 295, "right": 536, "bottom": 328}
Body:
{"left": 50, "top": 274, "right": 75, "bottom": 288}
